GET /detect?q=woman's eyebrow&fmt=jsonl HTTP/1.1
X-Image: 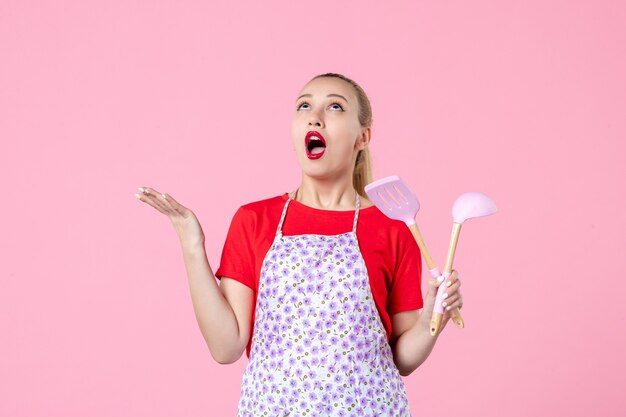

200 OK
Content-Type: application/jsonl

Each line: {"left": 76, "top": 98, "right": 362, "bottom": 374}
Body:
{"left": 296, "top": 93, "right": 349, "bottom": 103}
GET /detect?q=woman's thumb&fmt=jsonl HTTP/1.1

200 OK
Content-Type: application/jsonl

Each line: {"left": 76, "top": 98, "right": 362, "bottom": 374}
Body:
{"left": 427, "top": 275, "right": 444, "bottom": 296}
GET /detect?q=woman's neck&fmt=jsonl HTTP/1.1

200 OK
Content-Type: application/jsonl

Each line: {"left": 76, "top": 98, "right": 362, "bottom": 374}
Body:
{"left": 291, "top": 180, "right": 357, "bottom": 211}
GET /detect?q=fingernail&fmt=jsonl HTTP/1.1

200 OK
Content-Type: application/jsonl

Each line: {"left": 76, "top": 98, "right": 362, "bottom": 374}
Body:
{"left": 446, "top": 306, "right": 451, "bottom": 311}
{"left": 160, "top": 193, "right": 167, "bottom": 199}
{"left": 442, "top": 302, "right": 447, "bottom": 308}
{"left": 138, "top": 187, "right": 145, "bottom": 192}
{"left": 442, "top": 293, "right": 448, "bottom": 299}
{"left": 446, "top": 281, "right": 452, "bottom": 287}
{"left": 437, "top": 276, "right": 444, "bottom": 283}
{"left": 135, "top": 193, "right": 141, "bottom": 199}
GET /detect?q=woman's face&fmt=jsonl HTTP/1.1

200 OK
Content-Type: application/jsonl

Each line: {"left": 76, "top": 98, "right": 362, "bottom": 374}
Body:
{"left": 291, "top": 77, "right": 368, "bottom": 179}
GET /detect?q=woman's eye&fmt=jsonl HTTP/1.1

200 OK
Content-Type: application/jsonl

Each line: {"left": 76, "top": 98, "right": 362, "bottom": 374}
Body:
{"left": 296, "top": 101, "right": 344, "bottom": 111}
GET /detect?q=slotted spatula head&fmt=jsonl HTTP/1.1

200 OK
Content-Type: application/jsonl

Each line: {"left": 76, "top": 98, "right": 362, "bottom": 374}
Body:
{"left": 364, "top": 175, "right": 420, "bottom": 226}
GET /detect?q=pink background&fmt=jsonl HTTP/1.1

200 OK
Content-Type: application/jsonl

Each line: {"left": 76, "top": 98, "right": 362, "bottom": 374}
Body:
{"left": 1, "top": 0, "right": 624, "bottom": 416}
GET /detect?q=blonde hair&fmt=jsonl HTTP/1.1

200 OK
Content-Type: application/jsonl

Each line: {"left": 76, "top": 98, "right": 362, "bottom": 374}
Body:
{"left": 308, "top": 73, "right": 374, "bottom": 198}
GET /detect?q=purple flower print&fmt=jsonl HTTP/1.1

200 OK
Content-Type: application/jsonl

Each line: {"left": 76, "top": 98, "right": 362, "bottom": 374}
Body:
{"left": 288, "top": 356, "right": 296, "bottom": 367}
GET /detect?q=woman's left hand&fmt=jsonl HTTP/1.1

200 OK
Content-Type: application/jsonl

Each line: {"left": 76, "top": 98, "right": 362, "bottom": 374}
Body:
{"left": 418, "top": 269, "right": 464, "bottom": 331}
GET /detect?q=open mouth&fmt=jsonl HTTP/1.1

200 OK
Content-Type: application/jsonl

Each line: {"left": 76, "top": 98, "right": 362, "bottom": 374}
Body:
{"left": 305, "top": 131, "right": 326, "bottom": 159}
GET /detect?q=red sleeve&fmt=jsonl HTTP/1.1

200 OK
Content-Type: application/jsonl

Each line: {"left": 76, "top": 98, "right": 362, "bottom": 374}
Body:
{"left": 387, "top": 226, "right": 424, "bottom": 314}
{"left": 214, "top": 206, "right": 256, "bottom": 291}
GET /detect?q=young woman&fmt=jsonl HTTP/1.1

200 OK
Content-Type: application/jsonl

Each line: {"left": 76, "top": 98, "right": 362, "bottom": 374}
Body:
{"left": 135, "top": 73, "right": 464, "bottom": 417}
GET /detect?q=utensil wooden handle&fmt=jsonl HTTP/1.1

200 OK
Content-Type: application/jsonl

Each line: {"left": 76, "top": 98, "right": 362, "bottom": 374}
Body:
{"left": 408, "top": 224, "right": 465, "bottom": 335}
{"left": 443, "top": 223, "right": 464, "bottom": 330}
{"left": 407, "top": 223, "right": 437, "bottom": 271}
{"left": 431, "top": 223, "right": 465, "bottom": 336}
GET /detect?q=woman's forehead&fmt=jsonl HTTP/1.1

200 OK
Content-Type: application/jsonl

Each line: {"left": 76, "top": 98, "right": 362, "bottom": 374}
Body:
{"left": 298, "top": 77, "right": 355, "bottom": 102}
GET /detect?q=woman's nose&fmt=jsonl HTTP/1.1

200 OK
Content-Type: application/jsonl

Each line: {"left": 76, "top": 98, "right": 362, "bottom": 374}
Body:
{"left": 308, "top": 117, "right": 323, "bottom": 127}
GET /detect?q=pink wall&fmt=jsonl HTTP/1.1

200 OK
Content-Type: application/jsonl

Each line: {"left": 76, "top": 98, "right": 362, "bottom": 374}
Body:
{"left": 1, "top": 0, "right": 624, "bottom": 416}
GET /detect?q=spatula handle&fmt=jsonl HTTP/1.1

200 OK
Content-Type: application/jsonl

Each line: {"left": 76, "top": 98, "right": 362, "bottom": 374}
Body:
{"left": 407, "top": 224, "right": 437, "bottom": 271}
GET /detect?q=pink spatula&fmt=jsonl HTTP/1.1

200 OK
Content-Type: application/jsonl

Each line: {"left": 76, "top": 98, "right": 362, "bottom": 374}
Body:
{"left": 364, "top": 175, "right": 465, "bottom": 331}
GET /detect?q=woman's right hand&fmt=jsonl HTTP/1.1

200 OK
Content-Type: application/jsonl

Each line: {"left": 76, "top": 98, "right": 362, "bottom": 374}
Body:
{"left": 135, "top": 186, "right": 205, "bottom": 248}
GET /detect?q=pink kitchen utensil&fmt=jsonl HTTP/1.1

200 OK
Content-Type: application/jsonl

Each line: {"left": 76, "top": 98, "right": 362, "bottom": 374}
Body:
{"left": 430, "top": 191, "right": 497, "bottom": 335}
{"left": 364, "top": 176, "right": 465, "bottom": 331}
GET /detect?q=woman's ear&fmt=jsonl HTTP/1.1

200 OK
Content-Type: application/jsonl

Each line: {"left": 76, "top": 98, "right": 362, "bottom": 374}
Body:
{"left": 359, "top": 127, "right": 372, "bottom": 150}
